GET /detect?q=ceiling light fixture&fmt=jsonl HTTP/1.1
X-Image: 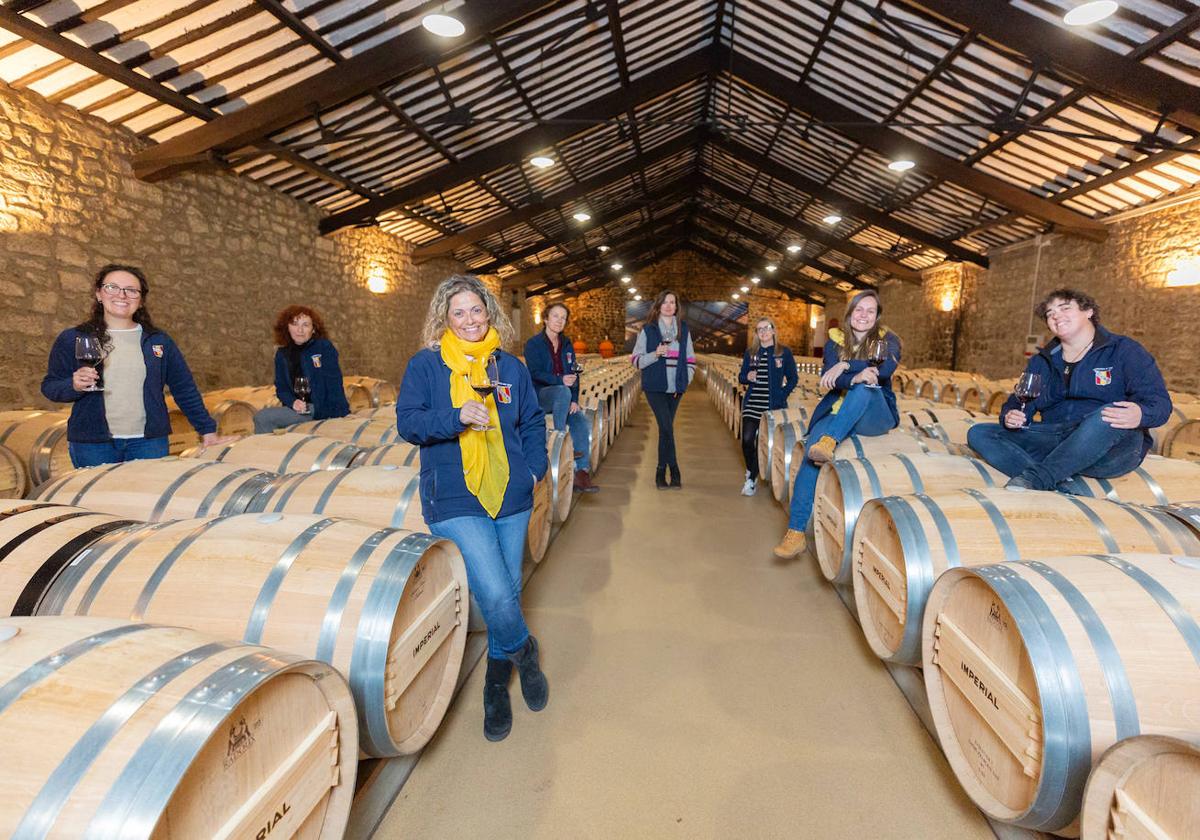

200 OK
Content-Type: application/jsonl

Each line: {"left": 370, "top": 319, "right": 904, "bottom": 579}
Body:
{"left": 620, "top": 276, "right": 631, "bottom": 283}
{"left": 732, "top": 293, "right": 740, "bottom": 300}
{"left": 1063, "top": 1, "right": 1118, "bottom": 26}
{"left": 573, "top": 211, "right": 591, "bottom": 222}
{"left": 823, "top": 214, "right": 842, "bottom": 225}
{"left": 530, "top": 156, "right": 555, "bottom": 168}
{"left": 888, "top": 159, "right": 915, "bottom": 172}
{"left": 629, "top": 287, "right": 637, "bottom": 294}
{"left": 787, "top": 244, "right": 803, "bottom": 253}
{"left": 421, "top": 13, "right": 465, "bottom": 37}
{"left": 751, "top": 276, "right": 761, "bottom": 284}
{"left": 766, "top": 264, "right": 777, "bottom": 272}
{"left": 598, "top": 245, "right": 610, "bottom": 252}
{"left": 611, "top": 263, "right": 622, "bottom": 270}
{"left": 740, "top": 286, "right": 749, "bottom": 293}
{"left": 634, "top": 294, "right": 642, "bottom": 301}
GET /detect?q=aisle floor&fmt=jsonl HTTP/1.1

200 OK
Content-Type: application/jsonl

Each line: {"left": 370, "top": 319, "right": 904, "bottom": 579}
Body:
{"left": 374, "top": 389, "right": 994, "bottom": 839}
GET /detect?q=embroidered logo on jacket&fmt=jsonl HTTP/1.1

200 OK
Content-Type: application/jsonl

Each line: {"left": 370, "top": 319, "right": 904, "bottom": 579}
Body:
{"left": 311, "top": 354, "right": 322, "bottom": 368}
{"left": 151, "top": 344, "right": 164, "bottom": 358}
{"left": 496, "top": 383, "right": 512, "bottom": 404}
{"left": 1094, "top": 367, "right": 1112, "bottom": 386}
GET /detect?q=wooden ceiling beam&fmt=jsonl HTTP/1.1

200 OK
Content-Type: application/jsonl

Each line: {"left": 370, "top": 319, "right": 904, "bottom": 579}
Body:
{"left": 718, "top": 45, "right": 1108, "bottom": 241}
{"left": 682, "top": 242, "right": 822, "bottom": 305}
{"left": 550, "top": 235, "right": 691, "bottom": 297}
{"left": 687, "top": 228, "right": 835, "bottom": 301}
{"left": 906, "top": 0, "right": 1200, "bottom": 135}
{"left": 131, "top": 0, "right": 558, "bottom": 181}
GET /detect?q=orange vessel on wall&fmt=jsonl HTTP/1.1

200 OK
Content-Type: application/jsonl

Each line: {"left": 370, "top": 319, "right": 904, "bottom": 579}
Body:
{"left": 598, "top": 338, "right": 614, "bottom": 358}
{"left": 573, "top": 339, "right": 588, "bottom": 355}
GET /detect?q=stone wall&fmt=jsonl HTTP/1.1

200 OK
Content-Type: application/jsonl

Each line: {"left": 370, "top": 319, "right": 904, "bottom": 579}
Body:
{"left": 879, "top": 197, "right": 1200, "bottom": 392}
{"left": 0, "top": 80, "right": 463, "bottom": 410}
{"left": 746, "top": 289, "right": 814, "bottom": 358}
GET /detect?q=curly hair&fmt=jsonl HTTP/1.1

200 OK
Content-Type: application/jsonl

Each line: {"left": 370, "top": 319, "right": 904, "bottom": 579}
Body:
{"left": 272, "top": 305, "right": 328, "bottom": 347}
{"left": 838, "top": 290, "right": 892, "bottom": 362}
{"left": 78, "top": 264, "right": 160, "bottom": 352}
{"left": 1035, "top": 288, "right": 1101, "bottom": 325}
{"left": 421, "top": 274, "right": 514, "bottom": 348}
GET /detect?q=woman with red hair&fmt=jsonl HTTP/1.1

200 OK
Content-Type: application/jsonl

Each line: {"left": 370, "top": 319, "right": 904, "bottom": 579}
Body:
{"left": 252, "top": 305, "right": 350, "bottom": 432}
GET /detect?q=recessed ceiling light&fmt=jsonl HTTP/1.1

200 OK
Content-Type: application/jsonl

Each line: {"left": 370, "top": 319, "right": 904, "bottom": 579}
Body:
{"left": 787, "top": 244, "right": 803, "bottom": 253}
{"left": 740, "top": 286, "right": 749, "bottom": 293}
{"left": 629, "top": 287, "right": 637, "bottom": 294}
{"left": 421, "top": 13, "right": 465, "bottom": 37}
{"left": 823, "top": 214, "right": 842, "bottom": 225}
{"left": 732, "top": 293, "right": 740, "bottom": 300}
{"left": 888, "top": 159, "right": 915, "bottom": 172}
{"left": 530, "top": 156, "right": 555, "bottom": 168}
{"left": 634, "top": 294, "right": 642, "bottom": 301}
{"left": 751, "top": 276, "right": 761, "bottom": 284}
{"left": 1063, "top": 1, "right": 1118, "bottom": 26}
{"left": 598, "top": 245, "right": 610, "bottom": 252}
{"left": 620, "top": 276, "right": 631, "bottom": 283}
{"left": 766, "top": 264, "right": 777, "bottom": 272}
{"left": 611, "top": 263, "right": 622, "bottom": 270}
{"left": 573, "top": 211, "right": 591, "bottom": 222}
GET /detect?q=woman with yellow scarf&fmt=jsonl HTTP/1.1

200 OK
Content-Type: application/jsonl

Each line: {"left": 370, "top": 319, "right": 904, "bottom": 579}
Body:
{"left": 397, "top": 275, "right": 550, "bottom": 742}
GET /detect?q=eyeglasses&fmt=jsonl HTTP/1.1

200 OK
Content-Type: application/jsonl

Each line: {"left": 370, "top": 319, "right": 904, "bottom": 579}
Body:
{"left": 756, "top": 325, "right": 774, "bottom": 332}
{"left": 101, "top": 283, "right": 142, "bottom": 299}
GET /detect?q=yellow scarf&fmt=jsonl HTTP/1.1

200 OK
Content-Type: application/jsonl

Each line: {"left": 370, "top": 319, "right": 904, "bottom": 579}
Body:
{"left": 440, "top": 327, "right": 509, "bottom": 517}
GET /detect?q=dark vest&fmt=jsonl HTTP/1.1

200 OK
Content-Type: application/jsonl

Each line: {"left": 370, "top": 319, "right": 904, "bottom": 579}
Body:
{"left": 640, "top": 320, "right": 690, "bottom": 394}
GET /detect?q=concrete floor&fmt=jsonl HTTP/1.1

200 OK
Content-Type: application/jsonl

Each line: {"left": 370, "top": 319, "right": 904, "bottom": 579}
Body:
{"left": 373, "top": 388, "right": 994, "bottom": 839}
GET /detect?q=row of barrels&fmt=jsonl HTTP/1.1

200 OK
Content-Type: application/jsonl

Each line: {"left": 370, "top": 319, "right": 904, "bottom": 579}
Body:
{"left": 700, "top": 357, "right": 1200, "bottom": 838}
{"left": 0, "top": 364, "right": 640, "bottom": 836}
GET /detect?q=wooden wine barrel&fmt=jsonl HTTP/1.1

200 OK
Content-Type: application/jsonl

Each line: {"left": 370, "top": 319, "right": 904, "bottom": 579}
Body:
{"left": 166, "top": 396, "right": 257, "bottom": 455}
{"left": 203, "top": 385, "right": 279, "bottom": 410}
{"left": 184, "top": 432, "right": 362, "bottom": 473}
{"left": 1167, "top": 390, "right": 1200, "bottom": 405}
{"left": 785, "top": 430, "right": 961, "bottom": 506}
{"left": 1068, "top": 455, "right": 1200, "bottom": 507}
{"left": 758, "top": 406, "right": 815, "bottom": 487}
{"left": 247, "top": 464, "right": 425, "bottom": 531}
{"left": 853, "top": 490, "right": 1200, "bottom": 667}
{"left": 37, "top": 513, "right": 469, "bottom": 757}
{"left": 902, "top": 406, "right": 976, "bottom": 427}
{"left": 921, "top": 416, "right": 982, "bottom": 448}
{"left": 1080, "top": 735, "right": 1200, "bottom": 840}
{"left": 355, "top": 441, "right": 420, "bottom": 467}
{"left": 343, "top": 375, "right": 397, "bottom": 406}
{"left": 812, "top": 453, "right": 1005, "bottom": 583}
{"left": 985, "top": 379, "right": 1018, "bottom": 415}
{"left": 164, "top": 401, "right": 198, "bottom": 455}
{"left": 343, "top": 382, "right": 373, "bottom": 414}
{"left": 0, "top": 409, "right": 72, "bottom": 487}
{"left": 1153, "top": 403, "right": 1200, "bottom": 460}
{"left": 0, "top": 444, "right": 27, "bottom": 499}
{"left": 0, "top": 501, "right": 135, "bottom": 615}
{"left": 546, "top": 429, "right": 575, "bottom": 523}
{"left": 770, "top": 421, "right": 808, "bottom": 503}
{"left": 0, "top": 616, "right": 357, "bottom": 839}
{"left": 922, "top": 554, "right": 1200, "bottom": 835}
{"left": 34, "top": 458, "right": 275, "bottom": 522}
{"left": 289, "top": 416, "right": 403, "bottom": 448}
{"left": 580, "top": 396, "right": 606, "bottom": 465}
{"left": 527, "top": 471, "right": 552, "bottom": 564}
{"left": 954, "top": 382, "right": 989, "bottom": 413}
{"left": 354, "top": 406, "right": 397, "bottom": 420}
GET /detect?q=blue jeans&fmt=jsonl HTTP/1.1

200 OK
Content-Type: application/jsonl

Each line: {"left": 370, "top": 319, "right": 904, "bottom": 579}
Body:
{"left": 428, "top": 508, "right": 533, "bottom": 658}
{"left": 966, "top": 408, "right": 1145, "bottom": 491}
{"left": 68, "top": 436, "right": 170, "bottom": 468}
{"left": 644, "top": 391, "right": 682, "bottom": 468}
{"left": 788, "top": 385, "right": 895, "bottom": 530}
{"left": 254, "top": 405, "right": 309, "bottom": 433}
{"left": 537, "top": 385, "right": 590, "bottom": 470}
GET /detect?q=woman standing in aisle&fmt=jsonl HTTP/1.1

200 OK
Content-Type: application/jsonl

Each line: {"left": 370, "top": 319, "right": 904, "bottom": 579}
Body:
{"left": 42, "top": 263, "right": 220, "bottom": 467}
{"left": 773, "top": 290, "right": 901, "bottom": 558}
{"left": 396, "top": 274, "right": 550, "bottom": 742}
{"left": 253, "top": 304, "right": 351, "bottom": 432}
{"left": 631, "top": 289, "right": 696, "bottom": 489}
{"left": 737, "top": 317, "right": 799, "bottom": 495}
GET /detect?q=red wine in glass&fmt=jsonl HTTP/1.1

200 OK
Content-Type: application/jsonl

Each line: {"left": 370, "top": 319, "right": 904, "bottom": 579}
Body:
{"left": 293, "top": 375, "right": 312, "bottom": 414}
{"left": 1012, "top": 372, "right": 1042, "bottom": 428}
{"left": 75, "top": 335, "right": 104, "bottom": 392}
{"left": 864, "top": 338, "right": 887, "bottom": 388}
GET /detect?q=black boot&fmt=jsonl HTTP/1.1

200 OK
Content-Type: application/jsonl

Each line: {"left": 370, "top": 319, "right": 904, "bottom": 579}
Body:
{"left": 507, "top": 635, "right": 549, "bottom": 711}
{"left": 483, "top": 657, "right": 513, "bottom": 741}
{"left": 668, "top": 463, "right": 682, "bottom": 489}
{"left": 655, "top": 466, "right": 668, "bottom": 490}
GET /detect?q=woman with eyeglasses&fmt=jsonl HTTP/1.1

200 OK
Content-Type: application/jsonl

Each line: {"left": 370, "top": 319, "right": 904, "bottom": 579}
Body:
{"left": 737, "top": 317, "right": 799, "bottom": 496}
{"left": 252, "top": 305, "right": 351, "bottom": 433}
{"left": 41, "top": 263, "right": 220, "bottom": 468}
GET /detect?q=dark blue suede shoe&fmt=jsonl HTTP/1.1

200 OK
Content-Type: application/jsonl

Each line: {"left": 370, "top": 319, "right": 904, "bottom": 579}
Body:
{"left": 483, "top": 657, "right": 513, "bottom": 741}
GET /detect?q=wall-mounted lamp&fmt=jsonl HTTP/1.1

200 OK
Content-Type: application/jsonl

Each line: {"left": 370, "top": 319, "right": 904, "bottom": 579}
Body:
{"left": 1166, "top": 257, "right": 1200, "bottom": 287}
{"left": 367, "top": 266, "right": 388, "bottom": 294}
{"left": 939, "top": 292, "right": 956, "bottom": 312}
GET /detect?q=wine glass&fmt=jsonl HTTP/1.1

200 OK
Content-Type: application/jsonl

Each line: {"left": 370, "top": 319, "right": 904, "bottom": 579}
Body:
{"left": 1012, "top": 372, "right": 1042, "bottom": 429}
{"left": 75, "top": 334, "right": 104, "bottom": 392}
{"left": 864, "top": 339, "right": 888, "bottom": 389}
{"left": 293, "top": 375, "right": 312, "bottom": 414}
{"left": 466, "top": 356, "right": 498, "bottom": 432}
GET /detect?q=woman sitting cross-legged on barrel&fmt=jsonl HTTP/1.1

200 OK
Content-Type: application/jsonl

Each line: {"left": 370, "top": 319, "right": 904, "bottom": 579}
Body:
{"left": 631, "top": 289, "right": 695, "bottom": 489}
{"left": 738, "top": 317, "right": 798, "bottom": 496}
{"left": 966, "top": 288, "right": 1171, "bottom": 492}
{"left": 253, "top": 305, "right": 350, "bottom": 433}
{"left": 523, "top": 301, "right": 598, "bottom": 493}
{"left": 42, "top": 263, "right": 221, "bottom": 468}
{"left": 774, "top": 290, "right": 901, "bottom": 559}
{"left": 396, "top": 274, "right": 549, "bottom": 742}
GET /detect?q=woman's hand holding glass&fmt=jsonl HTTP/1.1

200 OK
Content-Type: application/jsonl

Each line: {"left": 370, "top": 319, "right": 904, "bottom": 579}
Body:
{"left": 851, "top": 367, "right": 879, "bottom": 386}
{"left": 746, "top": 370, "right": 757, "bottom": 382}
{"left": 72, "top": 367, "right": 100, "bottom": 392}
{"left": 820, "top": 361, "right": 849, "bottom": 390}
{"left": 459, "top": 400, "right": 491, "bottom": 430}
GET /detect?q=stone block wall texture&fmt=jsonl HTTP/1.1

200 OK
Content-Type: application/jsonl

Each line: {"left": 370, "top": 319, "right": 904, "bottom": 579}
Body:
{"left": 0, "top": 81, "right": 463, "bottom": 410}
{"left": 746, "top": 289, "right": 813, "bottom": 358}
{"left": 880, "top": 198, "right": 1200, "bottom": 392}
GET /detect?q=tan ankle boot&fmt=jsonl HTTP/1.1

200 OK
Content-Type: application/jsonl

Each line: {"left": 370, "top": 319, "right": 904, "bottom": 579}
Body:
{"left": 807, "top": 435, "right": 838, "bottom": 465}
{"left": 773, "top": 529, "right": 807, "bottom": 559}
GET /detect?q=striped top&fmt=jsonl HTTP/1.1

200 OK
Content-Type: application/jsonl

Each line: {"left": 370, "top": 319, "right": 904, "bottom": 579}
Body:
{"left": 742, "top": 347, "right": 772, "bottom": 420}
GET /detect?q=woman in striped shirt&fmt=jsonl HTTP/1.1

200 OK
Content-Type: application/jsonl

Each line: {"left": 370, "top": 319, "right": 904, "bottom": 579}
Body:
{"left": 737, "top": 318, "right": 799, "bottom": 495}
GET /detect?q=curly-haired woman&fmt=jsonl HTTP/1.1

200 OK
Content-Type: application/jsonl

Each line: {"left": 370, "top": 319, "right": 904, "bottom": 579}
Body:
{"left": 252, "top": 304, "right": 350, "bottom": 433}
